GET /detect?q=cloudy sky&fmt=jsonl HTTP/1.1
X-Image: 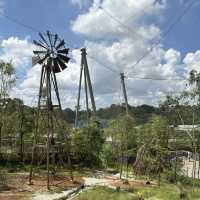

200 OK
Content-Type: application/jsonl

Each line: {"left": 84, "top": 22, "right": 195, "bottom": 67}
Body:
{"left": 0, "top": 0, "right": 200, "bottom": 109}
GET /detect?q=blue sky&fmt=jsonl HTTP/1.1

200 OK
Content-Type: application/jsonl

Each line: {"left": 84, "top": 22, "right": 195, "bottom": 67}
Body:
{"left": 0, "top": 0, "right": 83, "bottom": 46}
{"left": 162, "top": 0, "right": 200, "bottom": 55}
{"left": 0, "top": 0, "right": 200, "bottom": 108}
{"left": 0, "top": 0, "right": 199, "bottom": 54}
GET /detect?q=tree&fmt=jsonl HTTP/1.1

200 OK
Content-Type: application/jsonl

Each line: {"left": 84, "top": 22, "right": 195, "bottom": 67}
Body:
{"left": 0, "top": 61, "right": 15, "bottom": 154}
{"left": 159, "top": 69, "right": 200, "bottom": 187}
{"left": 0, "top": 61, "right": 15, "bottom": 103}
{"left": 105, "top": 115, "right": 136, "bottom": 178}
{"left": 134, "top": 115, "right": 170, "bottom": 184}
{"left": 71, "top": 122, "right": 105, "bottom": 167}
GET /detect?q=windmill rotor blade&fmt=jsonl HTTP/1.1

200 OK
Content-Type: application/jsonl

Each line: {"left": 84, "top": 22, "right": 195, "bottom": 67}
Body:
{"left": 57, "top": 58, "right": 67, "bottom": 70}
{"left": 56, "top": 40, "right": 65, "bottom": 50}
{"left": 39, "top": 32, "right": 49, "bottom": 47}
{"left": 33, "top": 40, "right": 47, "bottom": 50}
{"left": 33, "top": 50, "right": 47, "bottom": 55}
{"left": 57, "top": 48, "right": 69, "bottom": 54}
{"left": 58, "top": 54, "right": 70, "bottom": 63}
{"left": 38, "top": 40, "right": 48, "bottom": 49}
{"left": 47, "top": 31, "right": 53, "bottom": 48}
{"left": 53, "top": 59, "right": 61, "bottom": 73}
{"left": 54, "top": 34, "right": 58, "bottom": 47}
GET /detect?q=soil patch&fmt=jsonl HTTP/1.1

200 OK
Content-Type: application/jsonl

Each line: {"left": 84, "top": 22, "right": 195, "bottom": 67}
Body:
{"left": 0, "top": 173, "right": 83, "bottom": 200}
{"left": 112, "top": 179, "right": 156, "bottom": 190}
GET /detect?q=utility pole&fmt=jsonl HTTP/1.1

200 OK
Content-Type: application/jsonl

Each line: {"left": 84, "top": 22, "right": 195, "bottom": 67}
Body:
{"left": 75, "top": 48, "right": 96, "bottom": 128}
{"left": 120, "top": 73, "right": 129, "bottom": 115}
{"left": 120, "top": 72, "right": 130, "bottom": 179}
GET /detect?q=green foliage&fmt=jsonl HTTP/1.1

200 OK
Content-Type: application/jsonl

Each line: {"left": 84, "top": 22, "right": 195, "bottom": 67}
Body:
{"left": 0, "top": 61, "right": 15, "bottom": 101}
{"left": 135, "top": 115, "right": 170, "bottom": 175}
{"left": 64, "top": 104, "right": 159, "bottom": 125}
{"left": 71, "top": 123, "right": 105, "bottom": 167}
{"left": 73, "top": 186, "right": 136, "bottom": 200}
{"left": 102, "top": 144, "right": 115, "bottom": 167}
{"left": 164, "top": 169, "right": 200, "bottom": 187}
{"left": 103, "top": 115, "right": 137, "bottom": 169}
{"left": 72, "top": 184, "right": 200, "bottom": 200}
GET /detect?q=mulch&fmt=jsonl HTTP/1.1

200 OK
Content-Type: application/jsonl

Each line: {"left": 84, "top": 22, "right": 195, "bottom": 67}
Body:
{"left": 0, "top": 173, "right": 83, "bottom": 200}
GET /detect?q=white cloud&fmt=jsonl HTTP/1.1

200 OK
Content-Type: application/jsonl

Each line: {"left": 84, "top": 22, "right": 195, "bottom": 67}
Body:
{"left": 5, "top": 0, "right": 198, "bottom": 109}
{"left": 0, "top": 37, "right": 37, "bottom": 106}
{"left": 0, "top": 37, "right": 34, "bottom": 69}
{"left": 69, "top": 0, "right": 189, "bottom": 107}
{"left": 71, "top": 0, "right": 165, "bottom": 39}
{"left": 17, "top": 50, "right": 81, "bottom": 108}
{"left": 183, "top": 51, "right": 200, "bottom": 73}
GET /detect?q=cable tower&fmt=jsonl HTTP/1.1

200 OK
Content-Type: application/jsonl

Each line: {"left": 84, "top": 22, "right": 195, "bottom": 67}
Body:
{"left": 75, "top": 48, "right": 96, "bottom": 128}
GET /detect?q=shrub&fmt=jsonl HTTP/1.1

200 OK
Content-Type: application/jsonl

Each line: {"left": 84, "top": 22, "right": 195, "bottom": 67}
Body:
{"left": 165, "top": 170, "right": 177, "bottom": 183}
{"left": 177, "top": 182, "right": 188, "bottom": 199}
{"left": 165, "top": 170, "right": 200, "bottom": 186}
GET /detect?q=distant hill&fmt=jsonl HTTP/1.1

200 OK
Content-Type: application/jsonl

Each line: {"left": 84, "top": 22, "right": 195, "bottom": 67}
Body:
{"left": 4, "top": 98, "right": 199, "bottom": 126}
{"left": 63, "top": 104, "right": 160, "bottom": 125}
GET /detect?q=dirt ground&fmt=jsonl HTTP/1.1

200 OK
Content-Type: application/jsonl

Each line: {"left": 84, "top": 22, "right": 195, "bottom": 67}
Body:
{"left": 0, "top": 173, "right": 83, "bottom": 200}
{"left": 111, "top": 178, "right": 156, "bottom": 190}
{"left": 0, "top": 172, "right": 156, "bottom": 200}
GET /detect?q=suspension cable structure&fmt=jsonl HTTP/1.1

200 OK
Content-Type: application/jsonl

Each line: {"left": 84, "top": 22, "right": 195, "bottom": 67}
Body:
{"left": 75, "top": 48, "right": 96, "bottom": 128}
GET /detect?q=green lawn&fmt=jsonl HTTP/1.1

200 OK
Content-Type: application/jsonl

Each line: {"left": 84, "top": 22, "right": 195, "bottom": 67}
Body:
{"left": 73, "top": 186, "right": 135, "bottom": 200}
{"left": 72, "top": 185, "right": 200, "bottom": 200}
{"left": 136, "top": 184, "right": 179, "bottom": 200}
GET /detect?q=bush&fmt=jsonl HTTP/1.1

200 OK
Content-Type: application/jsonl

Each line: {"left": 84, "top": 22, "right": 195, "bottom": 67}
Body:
{"left": 165, "top": 170, "right": 200, "bottom": 186}
{"left": 177, "top": 182, "right": 188, "bottom": 199}
{"left": 165, "top": 170, "right": 177, "bottom": 183}
{"left": 71, "top": 125, "right": 105, "bottom": 167}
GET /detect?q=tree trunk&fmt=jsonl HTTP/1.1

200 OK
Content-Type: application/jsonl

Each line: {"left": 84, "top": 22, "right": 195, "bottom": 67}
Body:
{"left": 174, "top": 151, "right": 177, "bottom": 183}
{"left": 0, "top": 123, "right": 2, "bottom": 155}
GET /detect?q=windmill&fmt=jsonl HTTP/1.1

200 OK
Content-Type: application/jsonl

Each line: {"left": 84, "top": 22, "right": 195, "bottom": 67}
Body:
{"left": 29, "top": 31, "right": 70, "bottom": 190}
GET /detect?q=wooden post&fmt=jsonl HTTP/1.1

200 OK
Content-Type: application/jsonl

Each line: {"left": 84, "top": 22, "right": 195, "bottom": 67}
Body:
{"left": 75, "top": 60, "right": 84, "bottom": 128}
{"left": 120, "top": 73, "right": 129, "bottom": 178}
{"left": 81, "top": 48, "right": 96, "bottom": 114}
{"left": 46, "top": 65, "right": 52, "bottom": 190}
{"left": 75, "top": 48, "right": 96, "bottom": 127}
{"left": 84, "top": 65, "right": 89, "bottom": 124}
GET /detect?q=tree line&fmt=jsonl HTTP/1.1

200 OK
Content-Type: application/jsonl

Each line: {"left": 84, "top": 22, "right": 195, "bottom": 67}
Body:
{"left": 1, "top": 60, "right": 200, "bottom": 189}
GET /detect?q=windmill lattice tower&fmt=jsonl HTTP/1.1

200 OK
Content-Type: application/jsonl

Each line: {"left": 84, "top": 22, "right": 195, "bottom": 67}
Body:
{"left": 29, "top": 31, "right": 71, "bottom": 189}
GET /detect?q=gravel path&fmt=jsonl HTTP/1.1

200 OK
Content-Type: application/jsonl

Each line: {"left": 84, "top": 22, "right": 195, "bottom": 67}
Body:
{"left": 32, "top": 175, "right": 118, "bottom": 200}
